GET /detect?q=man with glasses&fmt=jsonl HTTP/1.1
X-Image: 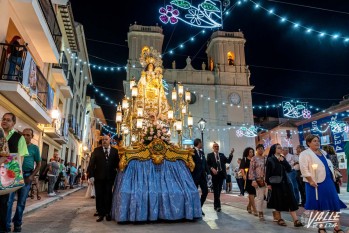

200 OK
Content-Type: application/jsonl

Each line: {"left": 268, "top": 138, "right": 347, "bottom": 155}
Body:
{"left": 7, "top": 128, "right": 41, "bottom": 232}
{"left": 0, "top": 113, "right": 28, "bottom": 233}
{"left": 206, "top": 142, "right": 234, "bottom": 212}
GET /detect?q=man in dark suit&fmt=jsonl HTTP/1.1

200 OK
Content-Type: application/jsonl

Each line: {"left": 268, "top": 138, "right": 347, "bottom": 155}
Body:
{"left": 191, "top": 138, "right": 210, "bottom": 216}
{"left": 89, "top": 135, "right": 119, "bottom": 222}
{"left": 206, "top": 142, "right": 234, "bottom": 212}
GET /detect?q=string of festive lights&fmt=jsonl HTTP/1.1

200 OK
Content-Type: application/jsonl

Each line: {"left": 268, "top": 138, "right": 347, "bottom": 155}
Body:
{"left": 102, "top": 119, "right": 349, "bottom": 138}
{"left": 237, "top": 0, "right": 349, "bottom": 43}
{"left": 65, "top": 29, "right": 209, "bottom": 72}
{"left": 88, "top": 82, "right": 349, "bottom": 119}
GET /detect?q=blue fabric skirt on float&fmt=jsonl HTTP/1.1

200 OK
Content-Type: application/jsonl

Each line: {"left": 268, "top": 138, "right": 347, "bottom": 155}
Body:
{"left": 305, "top": 155, "right": 347, "bottom": 211}
{"left": 111, "top": 159, "right": 202, "bottom": 222}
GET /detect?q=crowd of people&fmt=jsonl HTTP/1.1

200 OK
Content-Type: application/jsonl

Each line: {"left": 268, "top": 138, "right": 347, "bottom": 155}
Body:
{"left": 192, "top": 136, "right": 347, "bottom": 233}
{"left": 0, "top": 112, "right": 86, "bottom": 233}
{"left": 0, "top": 111, "right": 348, "bottom": 233}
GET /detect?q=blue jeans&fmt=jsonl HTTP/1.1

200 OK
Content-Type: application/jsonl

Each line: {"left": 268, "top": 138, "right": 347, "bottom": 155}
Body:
{"left": 8, "top": 56, "right": 22, "bottom": 78}
{"left": 69, "top": 174, "right": 76, "bottom": 187}
{"left": 287, "top": 169, "right": 300, "bottom": 204}
{"left": 7, "top": 173, "right": 32, "bottom": 230}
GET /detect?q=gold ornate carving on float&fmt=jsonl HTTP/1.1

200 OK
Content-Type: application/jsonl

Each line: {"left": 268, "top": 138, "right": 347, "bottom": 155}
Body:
{"left": 118, "top": 139, "right": 195, "bottom": 172}
{"left": 116, "top": 46, "right": 195, "bottom": 171}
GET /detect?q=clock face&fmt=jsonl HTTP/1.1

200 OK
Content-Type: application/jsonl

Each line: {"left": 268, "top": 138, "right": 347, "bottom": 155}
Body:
{"left": 229, "top": 92, "right": 241, "bottom": 105}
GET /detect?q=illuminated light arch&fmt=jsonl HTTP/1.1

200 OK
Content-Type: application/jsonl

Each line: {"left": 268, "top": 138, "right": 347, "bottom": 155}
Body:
{"left": 159, "top": 0, "right": 223, "bottom": 29}
{"left": 282, "top": 101, "right": 312, "bottom": 119}
{"left": 236, "top": 125, "right": 258, "bottom": 137}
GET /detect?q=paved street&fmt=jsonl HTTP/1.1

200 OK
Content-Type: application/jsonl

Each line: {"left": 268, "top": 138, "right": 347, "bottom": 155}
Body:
{"left": 19, "top": 187, "right": 349, "bottom": 233}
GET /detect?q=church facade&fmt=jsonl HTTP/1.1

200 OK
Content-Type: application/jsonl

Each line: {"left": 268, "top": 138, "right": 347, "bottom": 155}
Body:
{"left": 124, "top": 24, "right": 255, "bottom": 157}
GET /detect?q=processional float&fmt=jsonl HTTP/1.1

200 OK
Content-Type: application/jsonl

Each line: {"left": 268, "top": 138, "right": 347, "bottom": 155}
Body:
{"left": 111, "top": 46, "right": 201, "bottom": 222}
{"left": 115, "top": 46, "right": 195, "bottom": 171}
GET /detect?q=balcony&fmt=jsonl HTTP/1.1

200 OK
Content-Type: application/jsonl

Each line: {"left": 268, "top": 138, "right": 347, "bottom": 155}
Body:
{"left": 10, "top": 0, "right": 62, "bottom": 63}
{"left": 52, "top": 52, "right": 68, "bottom": 86}
{"left": 58, "top": 3, "right": 79, "bottom": 52}
{"left": 60, "top": 73, "right": 73, "bottom": 98}
{"left": 68, "top": 114, "right": 76, "bottom": 134}
{"left": 0, "top": 43, "right": 52, "bottom": 124}
{"left": 51, "top": 0, "right": 68, "bottom": 5}
{"left": 74, "top": 122, "right": 82, "bottom": 141}
{"left": 43, "top": 117, "right": 68, "bottom": 144}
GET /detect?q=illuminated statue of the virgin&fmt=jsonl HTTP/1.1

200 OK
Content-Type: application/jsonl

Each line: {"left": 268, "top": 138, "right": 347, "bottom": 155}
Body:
{"left": 136, "top": 46, "right": 169, "bottom": 121}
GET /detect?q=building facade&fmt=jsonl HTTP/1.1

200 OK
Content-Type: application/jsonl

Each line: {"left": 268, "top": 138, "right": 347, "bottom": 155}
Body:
{"left": 255, "top": 117, "right": 300, "bottom": 155}
{"left": 296, "top": 97, "right": 349, "bottom": 181}
{"left": 0, "top": 0, "right": 93, "bottom": 183}
{"left": 124, "top": 24, "right": 255, "bottom": 158}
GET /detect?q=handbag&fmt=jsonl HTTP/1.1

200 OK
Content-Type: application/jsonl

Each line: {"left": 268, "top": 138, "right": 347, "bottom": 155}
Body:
{"left": 256, "top": 177, "right": 266, "bottom": 187}
{"left": 269, "top": 176, "right": 283, "bottom": 184}
{"left": 264, "top": 189, "right": 272, "bottom": 202}
{"left": 0, "top": 153, "right": 25, "bottom": 195}
{"left": 255, "top": 157, "right": 267, "bottom": 187}
{"left": 0, "top": 128, "right": 25, "bottom": 195}
{"left": 268, "top": 156, "right": 283, "bottom": 184}
{"left": 334, "top": 168, "right": 342, "bottom": 180}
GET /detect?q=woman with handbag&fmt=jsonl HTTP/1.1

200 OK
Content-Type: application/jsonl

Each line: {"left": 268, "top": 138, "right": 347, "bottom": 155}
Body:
{"left": 299, "top": 135, "right": 346, "bottom": 233}
{"left": 266, "top": 143, "right": 303, "bottom": 227}
{"left": 240, "top": 147, "right": 257, "bottom": 216}
{"left": 249, "top": 144, "right": 267, "bottom": 221}
{"left": 322, "top": 145, "right": 342, "bottom": 193}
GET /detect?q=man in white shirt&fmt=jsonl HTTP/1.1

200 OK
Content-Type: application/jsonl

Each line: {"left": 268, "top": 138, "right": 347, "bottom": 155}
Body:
{"left": 282, "top": 147, "right": 300, "bottom": 205}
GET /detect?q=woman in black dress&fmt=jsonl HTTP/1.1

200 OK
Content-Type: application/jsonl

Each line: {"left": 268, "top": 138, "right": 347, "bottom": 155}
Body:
{"left": 240, "top": 147, "right": 257, "bottom": 216}
{"left": 266, "top": 143, "right": 303, "bottom": 227}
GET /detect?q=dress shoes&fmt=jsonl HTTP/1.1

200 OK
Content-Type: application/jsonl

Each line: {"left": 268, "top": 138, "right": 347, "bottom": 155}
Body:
{"left": 106, "top": 214, "right": 112, "bottom": 221}
{"left": 216, "top": 207, "right": 221, "bottom": 212}
{"left": 93, "top": 212, "right": 99, "bottom": 216}
{"left": 13, "top": 226, "right": 22, "bottom": 232}
{"left": 96, "top": 216, "right": 104, "bottom": 222}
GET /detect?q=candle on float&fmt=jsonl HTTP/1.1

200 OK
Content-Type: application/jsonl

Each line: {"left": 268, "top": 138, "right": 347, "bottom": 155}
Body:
{"left": 185, "top": 90, "right": 191, "bottom": 102}
{"left": 187, "top": 114, "right": 193, "bottom": 127}
{"left": 131, "top": 86, "right": 138, "bottom": 97}
{"left": 176, "top": 120, "right": 182, "bottom": 131}
{"left": 178, "top": 83, "right": 184, "bottom": 96}
{"left": 137, "top": 108, "right": 143, "bottom": 117}
{"left": 168, "top": 110, "right": 174, "bottom": 120}
{"left": 136, "top": 118, "right": 143, "bottom": 129}
{"left": 122, "top": 97, "right": 129, "bottom": 109}
{"left": 172, "top": 89, "right": 177, "bottom": 101}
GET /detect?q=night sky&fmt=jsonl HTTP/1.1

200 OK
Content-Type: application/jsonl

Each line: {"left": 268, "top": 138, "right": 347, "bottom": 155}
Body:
{"left": 70, "top": 0, "right": 349, "bottom": 130}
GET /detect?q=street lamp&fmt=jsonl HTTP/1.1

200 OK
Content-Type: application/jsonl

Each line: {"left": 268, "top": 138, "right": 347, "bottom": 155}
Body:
{"left": 197, "top": 118, "right": 207, "bottom": 152}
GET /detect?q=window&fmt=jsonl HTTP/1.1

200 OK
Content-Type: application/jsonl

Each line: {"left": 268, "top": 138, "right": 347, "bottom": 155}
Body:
{"left": 227, "top": 51, "right": 235, "bottom": 66}
{"left": 209, "top": 58, "right": 214, "bottom": 71}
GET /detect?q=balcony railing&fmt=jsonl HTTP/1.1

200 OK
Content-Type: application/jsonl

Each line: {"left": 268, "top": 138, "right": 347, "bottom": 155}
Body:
{"left": 36, "top": 68, "right": 51, "bottom": 109}
{"left": 67, "top": 75, "right": 74, "bottom": 95}
{"left": 0, "top": 42, "right": 53, "bottom": 109}
{"left": 74, "top": 122, "right": 82, "bottom": 140}
{"left": 68, "top": 114, "right": 76, "bottom": 133}
{"left": 37, "top": 0, "right": 62, "bottom": 51}
{"left": 0, "top": 43, "right": 27, "bottom": 81}
{"left": 53, "top": 51, "right": 68, "bottom": 78}
{"left": 61, "top": 117, "right": 69, "bottom": 139}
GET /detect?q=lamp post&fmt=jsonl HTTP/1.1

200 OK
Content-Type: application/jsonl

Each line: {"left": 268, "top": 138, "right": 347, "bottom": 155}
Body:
{"left": 197, "top": 118, "right": 206, "bottom": 152}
